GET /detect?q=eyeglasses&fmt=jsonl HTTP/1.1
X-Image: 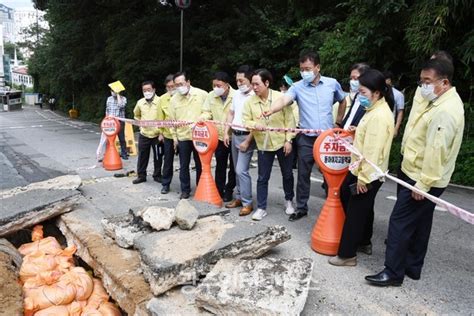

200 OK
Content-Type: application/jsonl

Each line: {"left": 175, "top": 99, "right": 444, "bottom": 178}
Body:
{"left": 417, "top": 78, "right": 445, "bottom": 87}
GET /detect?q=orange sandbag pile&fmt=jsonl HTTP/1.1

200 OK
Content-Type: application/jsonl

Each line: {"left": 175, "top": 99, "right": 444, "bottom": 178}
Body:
{"left": 18, "top": 225, "right": 121, "bottom": 316}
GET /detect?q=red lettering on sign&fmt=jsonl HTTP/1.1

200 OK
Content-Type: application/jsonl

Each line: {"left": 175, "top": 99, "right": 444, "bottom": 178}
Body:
{"left": 323, "top": 142, "right": 331, "bottom": 151}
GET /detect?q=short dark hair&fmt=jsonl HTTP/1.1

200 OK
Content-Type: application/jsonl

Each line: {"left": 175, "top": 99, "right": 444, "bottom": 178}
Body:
{"left": 431, "top": 50, "right": 453, "bottom": 65}
{"left": 422, "top": 59, "right": 454, "bottom": 82}
{"left": 236, "top": 65, "right": 253, "bottom": 81}
{"left": 164, "top": 74, "right": 174, "bottom": 85}
{"left": 141, "top": 80, "right": 155, "bottom": 88}
{"left": 382, "top": 70, "right": 394, "bottom": 80}
{"left": 212, "top": 71, "right": 231, "bottom": 83}
{"left": 252, "top": 68, "right": 273, "bottom": 85}
{"left": 350, "top": 63, "right": 370, "bottom": 73}
{"left": 173, "top": 71, "right": 188, "bottom": 81}
{"left": 299, "top": 52, "right": 320, "bottom": 65}
{"left": 359, "top": 69, "right": 395, "bottom": 110}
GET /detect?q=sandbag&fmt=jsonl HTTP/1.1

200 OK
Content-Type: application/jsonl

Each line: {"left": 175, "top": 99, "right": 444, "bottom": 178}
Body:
{"left": 33, "top": 301, "right": 83, "bottom": 316}
{"left": 98, "top": 301, "right": 122, "bottom": 316}
{"left": 86, "top": 278, "right": 109, "bottom": 310}
{"left": 31, "top": 225, "right": 44, "bottom": 241}
{"left": 60, "top": 267, "right": 94, "bottom": 301}
{"left": 20, "top": 252, "right": 59, "bottom": 283}
{"left": 24, "top": 279, "right": 76, "bottom": 312}
{"left": 81, "top": 306, "right": 103, "bottom": 316}
{"left": 20, "top": 245, "right": 76, "bottom": 283}
{"left": 18, "top": 236, "right": 63, "bottom": 257}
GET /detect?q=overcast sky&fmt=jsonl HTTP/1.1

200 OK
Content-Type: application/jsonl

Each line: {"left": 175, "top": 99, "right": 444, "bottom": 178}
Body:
{"left": 1, "top": 0, "right": 34, "bottom": 9}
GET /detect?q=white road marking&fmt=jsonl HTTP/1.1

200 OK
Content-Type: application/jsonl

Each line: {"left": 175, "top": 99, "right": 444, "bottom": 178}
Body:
{"left": 310, "top": 176, "right": 324, "bottom": 183}
{"left": 386, "top": 195, "right": 447, "bottom": 212}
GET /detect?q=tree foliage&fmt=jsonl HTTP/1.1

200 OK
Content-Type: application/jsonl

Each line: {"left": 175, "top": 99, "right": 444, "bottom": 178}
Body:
{"left": 29, "top": 0, "right": 474, "bottom": 183}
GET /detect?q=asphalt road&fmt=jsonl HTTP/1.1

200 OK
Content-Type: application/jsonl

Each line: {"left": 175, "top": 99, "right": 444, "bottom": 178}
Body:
{"left": 1, "top": 106, "right": 473, "bottom": 314}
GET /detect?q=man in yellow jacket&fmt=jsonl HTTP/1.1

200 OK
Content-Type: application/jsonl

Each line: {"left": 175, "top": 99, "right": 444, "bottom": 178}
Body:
{"left": 201, "top": 72, "right": 236, "bottom": 202}
{"left": 366, "top": 58, "right": 465, "bottom": 286}
{"left": 169, "top": 72, "right": 208, "bottom": 199}
{"left": 157, "top": 74, "right": 176, "bottom": 194}
{"left": 242, "top": 69, "right": 296, "bottom": 221}
{"left": 132, "top": 81, "right": 163, "bottom": 184}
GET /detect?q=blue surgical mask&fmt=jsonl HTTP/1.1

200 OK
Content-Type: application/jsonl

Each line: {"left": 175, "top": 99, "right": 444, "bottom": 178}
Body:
{"left": 349, "top": 80, "right": 360, "bottom": 92}
{"left": 358, "top": 95, "right": 371, "bottom": 108}
{"left": 300, "top": 71, "right": 316, "bottom": 83}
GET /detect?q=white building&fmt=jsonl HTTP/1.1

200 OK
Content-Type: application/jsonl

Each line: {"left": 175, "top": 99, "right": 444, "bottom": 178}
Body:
{"left": 0, "top": 4, "right": 14, "bottom": 43}
{"left": 11, "top": 65, "right": 32, "bottom": 88}
{"left": 14, "top": 7, "right": 47, "bottom": 58}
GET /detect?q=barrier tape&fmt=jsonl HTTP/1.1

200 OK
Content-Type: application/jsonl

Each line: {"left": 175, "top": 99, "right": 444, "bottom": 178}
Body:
{"left": 337, "top": 136, "right": 473, "bottom": 225}
{"left": 111, "top": 117, "right": 472, "bottom": 225}
{"left": 115, "top": 117, "right": 325, "bottom": 135}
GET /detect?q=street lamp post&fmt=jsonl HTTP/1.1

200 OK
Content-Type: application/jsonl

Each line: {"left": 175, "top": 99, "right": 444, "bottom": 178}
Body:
{"left": 175, "top": 0, "right": 191, "bottom": 72}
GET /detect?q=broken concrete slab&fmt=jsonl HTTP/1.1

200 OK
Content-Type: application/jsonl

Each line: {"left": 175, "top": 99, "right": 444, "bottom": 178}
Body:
{"left": 134, "top": 215, "right": 291, "bottom": 296}
{"left": 130, "top": 200, "right": 230, "bottom": 222}
{"left": 57, "top": 198, "right": 153, "bottom": 316}
{"left": 137, "top": 205, "right": 176, "bottom": 231}
{"left": 0, "top": 188, "right": 80, "bottom": 237}
{"left": 147, "top": 287, "right": 212, "bottom": 316}
{"left": 0, "top": 174, "right": 82, "bottom": 199}
{"left": 101, "top": 213, "right": 152, "bottom": 249}
{"left": 195, "top": 257, "right": 314, "bottom": 315}
{"left": 103, "top": 200, "right": 230, "bottom": 249}
{"left": 175, "top": 199, "right": 198, "bottom": 230}
{"left": 0, "top": 239, "right": 23, "bottom": 316}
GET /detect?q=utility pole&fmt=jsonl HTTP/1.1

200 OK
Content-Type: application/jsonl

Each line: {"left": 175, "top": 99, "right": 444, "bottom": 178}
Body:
{"left": 180, "top": 9, "right": 183, "bottom": 71}
{"left": 175, "top": 0, "right": 191, "bottom": 72}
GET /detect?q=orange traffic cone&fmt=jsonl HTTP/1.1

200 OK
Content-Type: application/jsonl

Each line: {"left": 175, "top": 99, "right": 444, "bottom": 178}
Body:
{"left": 311, "top": 129, "right": 352, "bottom": 255}
{"left": 101, "top": 117, "right": 123, "bottom": 171}
{"left": 192, "top": 122, "right": 222, "bottom": 207}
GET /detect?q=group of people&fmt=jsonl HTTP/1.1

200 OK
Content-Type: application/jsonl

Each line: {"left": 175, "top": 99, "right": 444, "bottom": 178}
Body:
{"left": 105, "top": 50, "right": 464, "bottom": 287}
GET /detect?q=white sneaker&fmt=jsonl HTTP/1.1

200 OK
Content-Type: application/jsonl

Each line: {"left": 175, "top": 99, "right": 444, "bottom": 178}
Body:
{"left": 252, "top": 208, "right": 267, "bottom": 221}
{"left": 285, "top": 200, "right": 295, "bottom": 215}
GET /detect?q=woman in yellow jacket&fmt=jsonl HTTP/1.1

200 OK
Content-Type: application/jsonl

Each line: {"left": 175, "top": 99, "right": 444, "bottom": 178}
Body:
{"left": 242, "top": 69, "right": 296, "bottom": 221}
{"left": 329, "top": 69, "right": 394, "bottom": 266}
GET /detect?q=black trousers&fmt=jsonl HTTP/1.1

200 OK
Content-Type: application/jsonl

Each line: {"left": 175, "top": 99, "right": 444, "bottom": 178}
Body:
{"left": 118, "top": 121, "right": 127, "bottom": 156}
{"left": 215, "top": 140, "right": 236, "bottom": 199}
{"left": 137, "top": 134, "right": 160, "bottom": 179}
{"left": 161, "top": 137, "right": 175, "bottom": 187}
{"left": 178, "top": 140, "right": 202, "bottom": 194}
{"left": 337, "top": 173, "right": 382, "bottom": 258}
{"left": 384, "top": 171, "right": 445, "bottom": 280}
{"left": 153, "top": 141, "right": 164, "bottom": 179}
{"left": 295, "top": 134, "right": 318, "bottom": 212}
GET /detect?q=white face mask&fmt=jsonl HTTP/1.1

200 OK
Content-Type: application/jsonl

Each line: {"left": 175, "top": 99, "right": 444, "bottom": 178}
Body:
{"left": 238, "top": 84, "right": 250, "bottom": 93}
{"left": 420, "top": 84, "right": 437, "bottom": 101}
{"left": 143, "top": 91, "right": 154, "bottom": 100}
{"left": 177, "top": 86, "right": 189, "bottom": 95}
{"left": 300, "top": 71, "right": 316, "bottom": 83}
{"left": 349, "top": 80, "right": 360, "bottom": 92}
{"left": 213, "top": 87, "right": 225, "bottom": 97}
{"left": 111, "top": 91, "right": 117, "bottom": 97}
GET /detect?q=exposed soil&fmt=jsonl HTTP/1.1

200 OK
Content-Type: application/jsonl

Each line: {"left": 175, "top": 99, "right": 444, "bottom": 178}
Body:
{"left": 0, "top": 252, "right": 23, "bottom": 316}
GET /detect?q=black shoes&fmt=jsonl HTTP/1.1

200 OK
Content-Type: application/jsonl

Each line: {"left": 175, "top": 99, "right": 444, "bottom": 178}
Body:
{"left": 405, "top": 270, "right": 420, "bottom": 280}
{"left": 154, "top": 176, "right": 162, "bottom": 183}
{"left": 132, "top": 177, "right": 146, "bottom": 184}
{"left": 365, "top": 271, "right": 403, "bottom": 287}
{"left": 289, "top": 211, "right": 308, "bottom": 221}
{"left": 180, "top": 192, "right": 190, "bottom": 199}
{"left": 161, "top": 186, "right": 170, "bottom": 194}
{"left": 357, "top": 244, "right": 373, "bottom": 255}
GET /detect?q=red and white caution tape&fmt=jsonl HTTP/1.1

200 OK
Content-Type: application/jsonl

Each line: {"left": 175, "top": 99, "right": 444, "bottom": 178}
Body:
{"left": 337, "top": 136, "right": 473, "bottom": 225}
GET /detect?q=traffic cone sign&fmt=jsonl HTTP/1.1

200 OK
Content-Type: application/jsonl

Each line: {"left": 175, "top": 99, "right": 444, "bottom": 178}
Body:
{"left": 101, "top": 117, "right": 123, "bottom": 171}
{"left": 311, "top": 128, "right": 353, "bottom": 255}
{"left": 192, "top": 122, "right": 222, "bottom": 207}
